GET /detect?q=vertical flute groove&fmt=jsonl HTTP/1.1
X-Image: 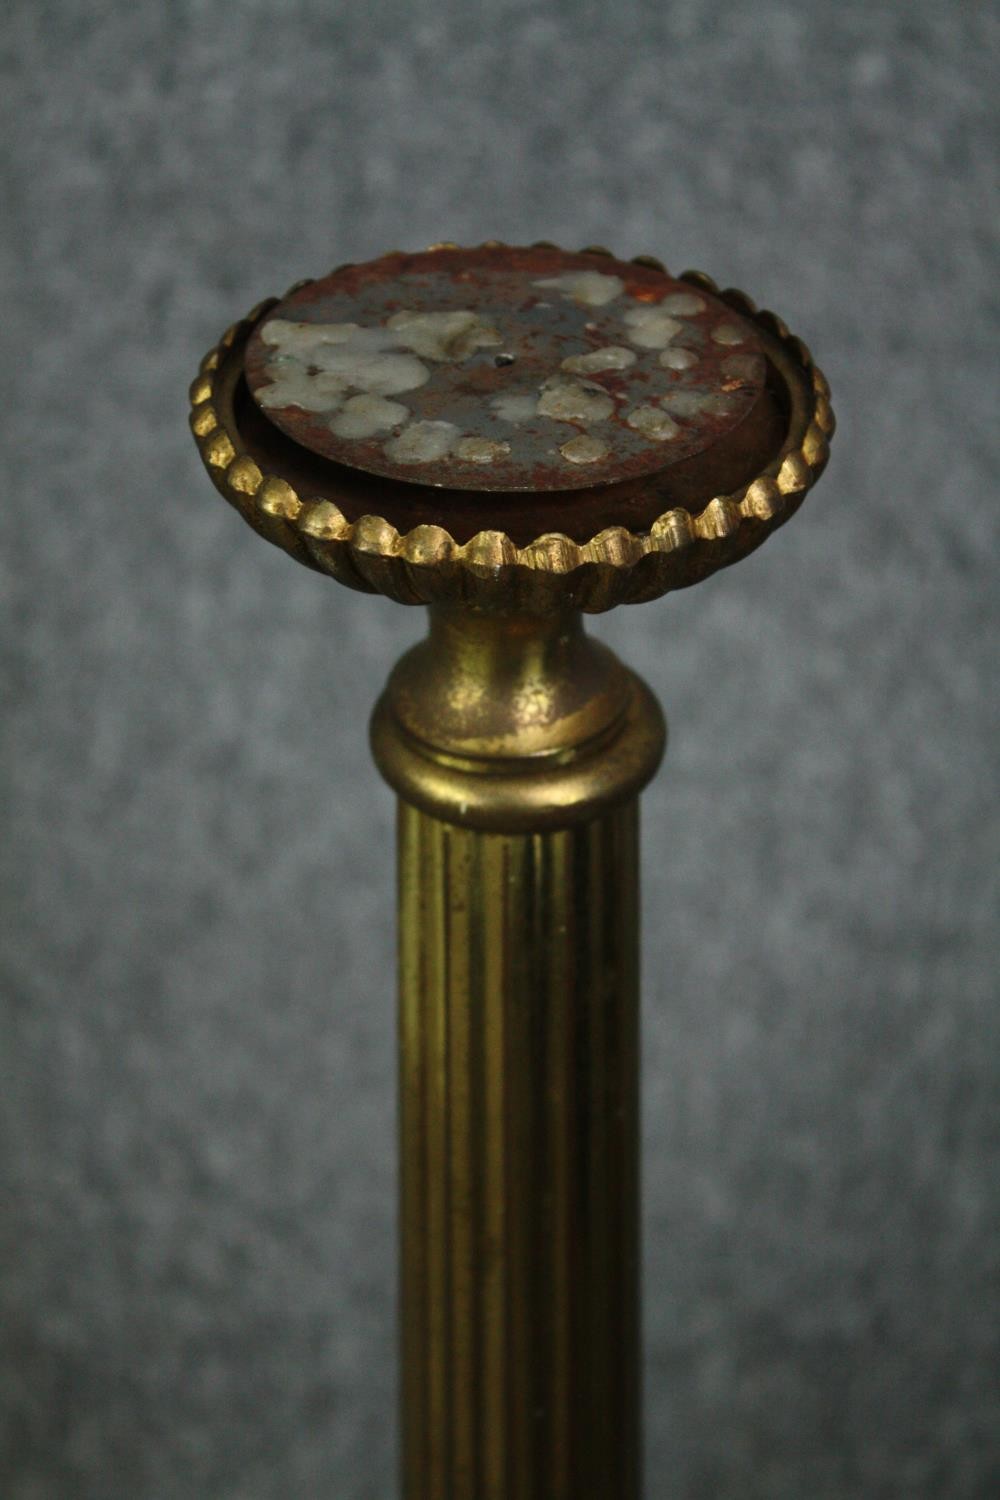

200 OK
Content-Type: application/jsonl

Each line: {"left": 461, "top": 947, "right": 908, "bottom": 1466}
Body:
{"left": 399, "top": 800, "right": 642, "bottom": 1500}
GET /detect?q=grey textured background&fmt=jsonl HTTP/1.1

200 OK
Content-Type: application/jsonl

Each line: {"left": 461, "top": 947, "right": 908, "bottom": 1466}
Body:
{"left": 2, "top": 3, "right": 998, "bottom": 1496}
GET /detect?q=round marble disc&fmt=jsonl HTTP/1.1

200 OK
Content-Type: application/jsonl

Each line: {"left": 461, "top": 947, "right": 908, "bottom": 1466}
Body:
{"left": 244, "top": 245, "right": 767, "bottom": 493}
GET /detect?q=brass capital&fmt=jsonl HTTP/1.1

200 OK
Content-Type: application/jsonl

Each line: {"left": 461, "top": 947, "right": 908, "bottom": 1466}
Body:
{"left": 370, "top": 606, "right": 666, "bottom": 832}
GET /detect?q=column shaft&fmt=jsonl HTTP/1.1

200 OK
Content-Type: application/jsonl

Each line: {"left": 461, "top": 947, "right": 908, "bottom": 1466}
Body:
{"left": 398, "top": 800, "right": 642, "bottom": 1500}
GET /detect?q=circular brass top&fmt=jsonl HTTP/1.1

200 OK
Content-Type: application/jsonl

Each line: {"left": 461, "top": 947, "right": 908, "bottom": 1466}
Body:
{"left": 189, "top": 244, "right": 834, "bottom": 613}
{"left": 244, "top": 246, "right": 767, "bottom": 495}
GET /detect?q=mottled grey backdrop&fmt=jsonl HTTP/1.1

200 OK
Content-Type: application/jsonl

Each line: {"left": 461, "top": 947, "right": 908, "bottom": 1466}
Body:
{"left": 2, "top": 3, "right": 997, "bottom": 1497}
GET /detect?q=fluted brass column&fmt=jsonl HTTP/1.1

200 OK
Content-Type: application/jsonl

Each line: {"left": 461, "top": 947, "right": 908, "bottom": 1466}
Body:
{"left": 397, "top": 803, "right": 640, "bottom": 1499}
{"left": 188, "top": 239, "right": 833, "bottom": 1499}
{"left": 372, "top": 604, "right": 664, "bottom": 1498}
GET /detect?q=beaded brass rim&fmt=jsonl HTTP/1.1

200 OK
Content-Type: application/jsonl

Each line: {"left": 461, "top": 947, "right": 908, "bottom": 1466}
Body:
{"left": 189, "top": 243, "right": 834, "bottom": 614}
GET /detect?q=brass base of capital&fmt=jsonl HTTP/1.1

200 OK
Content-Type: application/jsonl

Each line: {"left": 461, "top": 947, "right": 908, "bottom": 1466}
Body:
{"left": 371, "top": 606, "right": 666, "bottom": 832}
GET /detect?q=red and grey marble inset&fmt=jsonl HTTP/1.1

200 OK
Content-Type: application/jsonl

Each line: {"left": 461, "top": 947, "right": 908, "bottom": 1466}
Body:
{"left": 244, "top": 246, "right": 766, "bottom": 493}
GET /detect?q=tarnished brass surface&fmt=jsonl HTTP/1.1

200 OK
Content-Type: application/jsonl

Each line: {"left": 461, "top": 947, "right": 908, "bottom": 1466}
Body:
{"left": 399, "top": 798, "right": 641, "bottom": 1500}
{"left": 383, "top": 604, "right": 657, "bottom": 1496}
{"left": 371, "top": 605, "right": 665, "bottom": 831}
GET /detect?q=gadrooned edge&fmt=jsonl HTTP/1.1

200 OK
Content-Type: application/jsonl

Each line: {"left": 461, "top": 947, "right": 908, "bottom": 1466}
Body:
{"left": 188, "top": 244, "right": 835, "bottom": 614}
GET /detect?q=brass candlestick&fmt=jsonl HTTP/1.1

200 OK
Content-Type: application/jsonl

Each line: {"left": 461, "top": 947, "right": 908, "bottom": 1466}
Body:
{"left": 189, "top": 242, "right": 833, "bottom": 1499}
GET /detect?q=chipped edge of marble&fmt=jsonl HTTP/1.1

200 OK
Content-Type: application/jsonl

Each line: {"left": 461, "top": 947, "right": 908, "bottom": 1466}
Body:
{"left": 189, "top": 251, "right": 835, "bottom": 609}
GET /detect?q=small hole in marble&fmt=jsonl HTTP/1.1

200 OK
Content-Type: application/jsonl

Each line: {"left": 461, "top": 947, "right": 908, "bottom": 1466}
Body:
{"left": 494, "top": 353, "right": 516, "bottom": 367}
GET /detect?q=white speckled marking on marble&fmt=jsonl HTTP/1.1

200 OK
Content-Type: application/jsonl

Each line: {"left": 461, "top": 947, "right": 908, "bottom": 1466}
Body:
{"left": 623, "top": 306, "right": 685, "bottom": 349}
{"left": 662, "top": 390, "right": 742, "bottom": 418}
{"left": 536, "top": 376, "right": 615, "bottom": 424}
{"left": 711, "top": 322, "right": 746, "bottom": 346}
{"left": 659, "top": 347, "right": 698, "bottom": 371}
{"left": 626, "top": 405, "right": 682, "bottom": 441}
{"left": 385, "top": 308, "right": 502, "bottom": 361}
{"left": 452, "top": 436, "right": 511, "bottom": 464}
{"left": 532, "top": 271, "right": 625, "bottom": 307}
{"left": 659, "top": 292, "right": 707, "bottom": 316}
{"left": 384, "top": 420, "right": 460, "bottom": 464}
{"left": 559, "top": 433, "right": 610, "bottom": 464}
{"left": 328, "top": 394, "right": 409, "bottom": 439}
{"left": 490, "top": 392, "right": 540, "bottom": 423}
{"left": 560, "top": 345, "right": 637, "bottom": 375}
